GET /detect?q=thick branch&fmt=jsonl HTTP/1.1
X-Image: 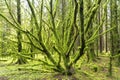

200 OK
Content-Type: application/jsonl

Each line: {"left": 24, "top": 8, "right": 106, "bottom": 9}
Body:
{"left": 73, "top": 0, "right": 85, "bottom": 64}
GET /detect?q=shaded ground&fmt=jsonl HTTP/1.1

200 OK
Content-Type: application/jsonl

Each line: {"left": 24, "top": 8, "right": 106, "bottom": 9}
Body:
{"left": 80, "top": 56, "right": 120, "bottom": 80}
{"left": 0, "top": 55, "right": 120, "bottom": 80}
{"left": 0, "top": 77, "right": 8, "bottom": 80}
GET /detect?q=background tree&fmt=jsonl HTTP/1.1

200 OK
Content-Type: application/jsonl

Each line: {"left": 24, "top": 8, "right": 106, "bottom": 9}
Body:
{"left": 15, "top": 0, "right": 27, "bottom": 64}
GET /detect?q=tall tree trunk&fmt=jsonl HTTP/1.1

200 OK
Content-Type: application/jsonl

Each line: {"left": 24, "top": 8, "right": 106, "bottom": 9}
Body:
{"left": 16, "top": 0, "right": 27, "bottom": 64}
{"left": 114, "top": 0, "right": 120, "bottom": 66}
{"left": 30, "top": 0, "right": 35, "bottom": 58}
{"left": 109, "top": 0, "right": 114, "bottom": 76}
{"left": 105, "top": 3, "right": 108, "bottom": 52}
{"left": 61, "top": 0, "right": 65, "bottom": 45}
{"left": 98, "top": 6, "right": 103, "bottom": 53}
{"left": 86, "top": 0, "right": 96, "bottom": 62}
{"left": 73, "top": 0, "right": 85, "bottom": 64}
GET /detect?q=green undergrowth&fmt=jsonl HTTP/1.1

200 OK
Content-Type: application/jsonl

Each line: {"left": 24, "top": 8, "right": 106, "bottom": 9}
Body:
{"left": 0, "top": 54, "right": 120, "bottom": 80}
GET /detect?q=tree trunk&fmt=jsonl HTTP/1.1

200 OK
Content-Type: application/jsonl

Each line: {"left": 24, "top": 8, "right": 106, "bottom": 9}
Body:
{"left": 86, "top": 0, "right": 96, "bottom": 62}
{"left": 105, "top": 3, "right": 108, "bottom": 52}
{"left": 16, "top": 0, "right": 27, "bottom": 64}
{"left": 109, "top": 0, "right": 113, "bottom": 76}
{"left": 30, "top": 0, "right": 35, "bottom": 58}
{"left": 98, "top": 6, "right": 103, "bottom": 53}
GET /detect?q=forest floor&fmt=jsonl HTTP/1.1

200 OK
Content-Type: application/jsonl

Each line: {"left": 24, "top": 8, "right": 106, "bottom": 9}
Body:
{"left": 0, "top": 54, "right": 120, "bottom": 80}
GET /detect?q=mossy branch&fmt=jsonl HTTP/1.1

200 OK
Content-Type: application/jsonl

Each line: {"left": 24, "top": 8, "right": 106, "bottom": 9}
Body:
{"left": 72, "top": 0, "right": 85, "bottom": 64}
{"left": 85, "top": 0, "right": 102, "bottom": 33}
{"left": 26, "top": 0, "right": 39, "bottom": 29}
{"left": 17, "top": 52, "right": 54, "bottom": 67}
{"left": 5, "top": 0, "right": 21, "bottom": 28}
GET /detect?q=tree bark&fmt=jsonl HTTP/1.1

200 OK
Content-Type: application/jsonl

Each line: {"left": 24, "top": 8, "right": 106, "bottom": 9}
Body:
{"left": 16, "top": 0, "right": 27, "bottom": 64}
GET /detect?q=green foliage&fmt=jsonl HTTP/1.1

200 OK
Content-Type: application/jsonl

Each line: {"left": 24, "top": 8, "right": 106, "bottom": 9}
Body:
{"left": 0, "top": 0, "right": 119, "bottom": 78}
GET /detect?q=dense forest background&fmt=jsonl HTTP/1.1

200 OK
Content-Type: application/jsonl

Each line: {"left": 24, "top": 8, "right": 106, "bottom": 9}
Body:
{"left": 0, "top": 0, "right": 120, "bottom": 80}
